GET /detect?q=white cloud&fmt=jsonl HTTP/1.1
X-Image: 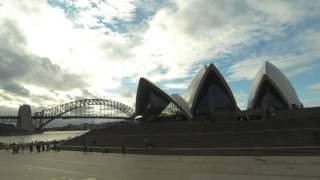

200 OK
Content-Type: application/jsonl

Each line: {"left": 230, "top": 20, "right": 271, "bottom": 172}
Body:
{"left": 302, "top": 98, "right": 320, "bottom": 107}
{"left": 68, "top": 0, "right": 136, "bottom": 28}
{"left": 128, "top": 1, "right": 255, "bottom": 83}
{"left": 0, "top": 1, "right": 137, "bottom": 101}
{"left": 130, "top": 0, "right": 320, "bottom": 84}
{"left": 227, "top": 26, "right": 320, "bottom": 82}
{"left": 309, "top": 83, "right": 320, "bottom": 92}
{"left": 228, "top": 53, "right": 319, "bottom": 81}
{"left": 0, "top": 0, "right": 320, "bottom": 112}
{"left": 233, "top": 91, "right": 248, "bottom": 110}
{"left": 164, "top": 82, "right": 188, "bottom": 90}
{"left": 249, "top": 0, "right": 320, "bottom": 22}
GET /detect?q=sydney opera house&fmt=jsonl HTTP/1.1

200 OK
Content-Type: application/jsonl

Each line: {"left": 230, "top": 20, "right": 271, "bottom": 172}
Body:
{"left": 134, "top": 61, "right": 304, "bottom": 122}
{"left": 65, "top": 62, "right": 320, "bottom": 155}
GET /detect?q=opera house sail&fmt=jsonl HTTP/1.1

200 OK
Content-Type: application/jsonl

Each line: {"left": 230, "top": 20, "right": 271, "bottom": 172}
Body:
{"left": 184, "top": 64, "right": 238, "bottom": 117}
{"left": 248, "top": 62, "right": 303, "bottom": 110}
{"left": 135, "top": 78, "right": 192, "bottom": 121}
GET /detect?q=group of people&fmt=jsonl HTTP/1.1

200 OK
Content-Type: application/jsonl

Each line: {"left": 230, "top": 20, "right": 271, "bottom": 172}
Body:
{"left": 8, "top": 140, "right": 59, "bottom": 154}
{"left": 80, "top": 138, "right": 153, "bottom": 154}
{"left": 313, "top": 132, "right": 320, "bottom": 142}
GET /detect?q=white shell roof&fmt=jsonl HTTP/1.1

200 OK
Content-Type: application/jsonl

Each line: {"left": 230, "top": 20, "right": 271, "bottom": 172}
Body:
{"left": 184, "top": 64, "right": 238, "bottom": 112}
{"left": 184, "top": 65, "right": 207, "bottom": 109}
{"left": 136, "top": 78, "right": 193, "bottom": 120}
{"left": 247, "top": 62, "right": 303, "bottom": 109}
{"left": 171, "top": 94, "right": 193, "bottom": 120}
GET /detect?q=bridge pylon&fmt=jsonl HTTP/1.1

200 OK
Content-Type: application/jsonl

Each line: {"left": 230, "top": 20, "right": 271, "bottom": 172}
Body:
{"left": 17, "top": 104, "right": 35, "bottom": 132}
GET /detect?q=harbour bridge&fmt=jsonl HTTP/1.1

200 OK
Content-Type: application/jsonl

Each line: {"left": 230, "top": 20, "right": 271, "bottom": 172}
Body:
{"left": 0, "top": 98, "right": 135, "bottom": 130}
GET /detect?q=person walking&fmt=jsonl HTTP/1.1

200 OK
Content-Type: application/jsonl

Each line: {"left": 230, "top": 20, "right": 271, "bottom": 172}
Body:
{"left": 29, "top": 144, "right": 33, "bottom": 152}
{"left": 121, "top": 145, "right": 126, "bottom": 154}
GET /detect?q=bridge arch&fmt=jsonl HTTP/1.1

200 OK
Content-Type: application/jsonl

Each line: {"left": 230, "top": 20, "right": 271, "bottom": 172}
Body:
{"left": 33, "top": 99, "right": 135, "bottom": 129}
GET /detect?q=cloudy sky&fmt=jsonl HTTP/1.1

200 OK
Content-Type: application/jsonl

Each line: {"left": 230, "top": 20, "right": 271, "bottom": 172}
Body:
{"left": 0, "top": 0, "right": 320, "bottom": 115}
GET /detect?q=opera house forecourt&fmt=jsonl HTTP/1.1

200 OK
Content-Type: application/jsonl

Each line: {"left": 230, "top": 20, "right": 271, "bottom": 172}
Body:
{"left": 63, "top": 62, "right": 320, "bottom": 155}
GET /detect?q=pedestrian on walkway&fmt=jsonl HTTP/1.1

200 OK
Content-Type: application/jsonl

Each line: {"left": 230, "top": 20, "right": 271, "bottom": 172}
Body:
{"left": 29, "top": 144, "right": 33, "bottom": 152}
{"left": 36, "top": 143, "right": 41, "bottom": 153}
{"left": 121, "top": 145, "right": 126, "bottom": 154}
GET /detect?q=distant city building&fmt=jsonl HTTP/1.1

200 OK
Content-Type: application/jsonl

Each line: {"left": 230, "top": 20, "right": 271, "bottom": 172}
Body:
{"left": 248, "top": 62, "right": 303, "bottom": 110}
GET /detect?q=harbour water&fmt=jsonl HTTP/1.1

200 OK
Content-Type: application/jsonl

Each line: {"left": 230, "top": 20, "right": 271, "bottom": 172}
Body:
{"left": 0, "top": 130, "right": 88, "bottom": 144}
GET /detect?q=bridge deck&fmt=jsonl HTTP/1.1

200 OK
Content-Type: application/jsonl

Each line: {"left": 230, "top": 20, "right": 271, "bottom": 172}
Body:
{"left": 0, "top": 116, "right": 18, "bottom": 119}
{"left": 0, "top": 116, "right": 131, "bottom": 120}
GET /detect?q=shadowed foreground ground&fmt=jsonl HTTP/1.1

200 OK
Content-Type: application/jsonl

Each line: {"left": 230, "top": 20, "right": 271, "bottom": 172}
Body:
{"left": 1, "top": 150, "right": 320, "bottom": 180}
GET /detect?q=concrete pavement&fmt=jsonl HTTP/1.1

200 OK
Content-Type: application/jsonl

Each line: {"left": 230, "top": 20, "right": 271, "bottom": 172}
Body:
{"left": 1, "top": 150, "right": 320, "bottom": 180}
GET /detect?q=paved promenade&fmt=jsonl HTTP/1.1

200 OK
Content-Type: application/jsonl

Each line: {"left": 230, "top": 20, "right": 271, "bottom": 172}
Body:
{"left": 1, "top": 150, "right": 320, "bottom": 180}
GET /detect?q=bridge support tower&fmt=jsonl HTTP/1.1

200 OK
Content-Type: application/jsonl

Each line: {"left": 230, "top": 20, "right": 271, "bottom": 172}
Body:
{"left": 17, "top": 104, "right": 34, "bottom": 132}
